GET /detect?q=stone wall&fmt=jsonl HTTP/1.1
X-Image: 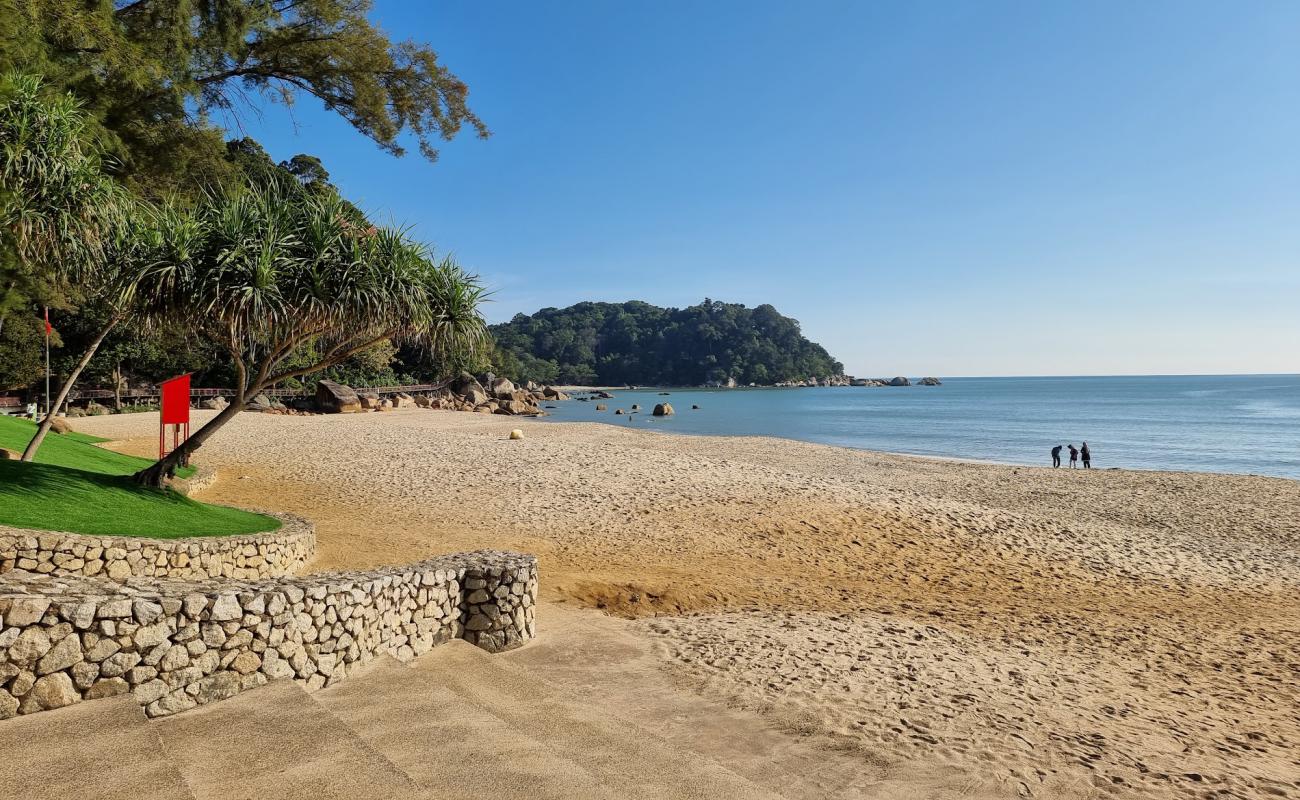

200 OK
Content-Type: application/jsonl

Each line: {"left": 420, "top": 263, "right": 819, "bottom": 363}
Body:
{"left": 0, "top": 550, "right": 537, "bottom": 719}
{"left": 0, "top": 513, "right": 315, "bottom": 583}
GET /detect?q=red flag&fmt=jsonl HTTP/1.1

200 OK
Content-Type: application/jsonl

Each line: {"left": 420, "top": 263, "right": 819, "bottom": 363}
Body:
{"left": 43, "top": 308, "right": 51, "bottom": 336}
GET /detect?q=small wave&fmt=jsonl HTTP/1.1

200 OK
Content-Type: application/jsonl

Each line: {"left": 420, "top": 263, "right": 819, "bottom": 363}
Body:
{"left": 1236, "top": 401, "right": 1300, "bottom": 419}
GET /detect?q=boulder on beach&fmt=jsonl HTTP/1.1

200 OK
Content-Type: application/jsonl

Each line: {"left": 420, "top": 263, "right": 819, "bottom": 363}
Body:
{"left": 246, "top": 393, "right": 274, "bottom": 412}
{"left": 509, "top": 429, "right": 524, "bottom": 440}
{"left": 50, "top": 417, "right": 72, "bottom": 434}
{"left": 200, "top": 396, "right": 229, "bottom": 411}
{"left": 888, "top": 376, "right": 911, "bottom": 387}
{"left": 357, "top": 392, "right": 381, "bottom": 410}
{"left": 316, "top": 380, "right": 361, "bottom": 413}
{"left": 490, "top": 377, "right": 516, "bottom": 398}
{"left": 653, "top": 402, "right": 674, "bottom": 416}
{"left": 413, "top": 394, "right": 432, "bottom": 408}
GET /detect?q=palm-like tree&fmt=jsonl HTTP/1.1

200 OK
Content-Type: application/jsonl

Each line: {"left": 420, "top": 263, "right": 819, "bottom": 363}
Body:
{"left": 0, "top": 73, "right": 125, "bottom": 336}
{"left": 132, "top": 179, "right": 489, "bottom": 487}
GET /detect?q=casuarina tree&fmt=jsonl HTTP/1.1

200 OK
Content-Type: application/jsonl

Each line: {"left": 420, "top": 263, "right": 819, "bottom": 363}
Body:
{"left": 130, "top": 179, "right": 488, "bottom": 487}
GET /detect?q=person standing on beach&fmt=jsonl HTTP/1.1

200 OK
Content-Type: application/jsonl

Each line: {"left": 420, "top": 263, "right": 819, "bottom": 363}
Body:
{"left": 1068, "top": 444, "right": 1079, "bottom": 468}
{"left": 1051, "top": 445, "right": 1063, "bottom": 467}
{"left": 1081, "top": 442, "right": 1091, "bottom": 468}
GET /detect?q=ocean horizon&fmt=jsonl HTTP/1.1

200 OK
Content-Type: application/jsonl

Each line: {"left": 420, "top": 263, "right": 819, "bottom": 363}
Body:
{"left": 540, "top": 373, "right": 1300, "bottom": 480}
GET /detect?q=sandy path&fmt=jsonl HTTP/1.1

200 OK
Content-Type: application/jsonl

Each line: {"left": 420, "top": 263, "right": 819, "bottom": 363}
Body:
{"left": 77, "top": 409, "right": 1300, "bottom": 799}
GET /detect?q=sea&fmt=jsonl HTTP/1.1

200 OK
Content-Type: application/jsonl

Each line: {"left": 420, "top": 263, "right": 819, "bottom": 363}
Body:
{"left": 538, "top": 374, "right": 1300, "bottom": 480}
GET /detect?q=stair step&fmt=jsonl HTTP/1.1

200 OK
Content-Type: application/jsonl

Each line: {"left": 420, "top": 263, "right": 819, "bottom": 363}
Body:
{"left": 0, "top": 695, "right": 193, "bottom": 800}
{"left": 155, "top": 679, "right": 426, "bottom": 800}
{"left": 315, "top": 656, "right": 611, "bottom": 799}
{"left": 413, "top": 641, "right": 783, "bottom": 800}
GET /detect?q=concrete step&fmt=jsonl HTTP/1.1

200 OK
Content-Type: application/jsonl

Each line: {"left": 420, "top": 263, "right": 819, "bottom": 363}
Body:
{"left": 413, "top": 640, "right": 784, "bottom": 800}
{"left": 314, "top": 655, "right": 610, "bottom": 799}
{"left": 155, "top": 678, "right": 427, "bottom": 800}
{"left": 0, "top": 695, "right": 194, "bottom": 800}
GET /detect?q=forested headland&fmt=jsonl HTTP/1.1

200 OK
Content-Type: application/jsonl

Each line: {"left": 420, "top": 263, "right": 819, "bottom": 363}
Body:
{"left": 490, "top": 300, "right": 844, "bottom": 386}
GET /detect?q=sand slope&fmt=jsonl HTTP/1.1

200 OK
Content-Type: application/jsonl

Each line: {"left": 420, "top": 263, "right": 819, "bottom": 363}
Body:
{"left": 77, "top": 409, "right": 1300, "bottom": 799}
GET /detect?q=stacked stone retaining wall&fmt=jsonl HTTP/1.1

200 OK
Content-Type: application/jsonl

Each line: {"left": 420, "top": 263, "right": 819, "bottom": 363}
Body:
{"left": 0, "top": 550, "right": 537, "bottom": 720}
{"left": 0, "top": 513, "right": 314, "bottom": 582}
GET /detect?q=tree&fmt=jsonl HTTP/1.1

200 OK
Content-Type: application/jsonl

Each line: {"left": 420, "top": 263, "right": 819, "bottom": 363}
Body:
{"left": 0, "top": 73, "right": 124, "bottom": 338}
{"left": 0, "top": 0, "right": 489, "bottom": 195}
{"left": 130, "top": 179, "right": 488, "bottom": 487}
{"left": 20, "top": 201, "right": 193, "bottom": 461}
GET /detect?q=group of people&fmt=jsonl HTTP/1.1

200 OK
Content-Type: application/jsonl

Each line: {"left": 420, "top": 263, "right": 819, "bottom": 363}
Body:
{"left": 1051, "top": 442, "right": 1091, "bottom": 468}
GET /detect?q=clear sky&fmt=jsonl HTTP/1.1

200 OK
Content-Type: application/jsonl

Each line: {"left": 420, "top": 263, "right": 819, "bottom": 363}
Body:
{"left": 236, "top": 0, "right": 1300, "bottom": 377}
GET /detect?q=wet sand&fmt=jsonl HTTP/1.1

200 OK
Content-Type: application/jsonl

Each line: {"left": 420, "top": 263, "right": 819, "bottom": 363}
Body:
{"left": 77, "top": 408, "right": 1300, "bottom": 799}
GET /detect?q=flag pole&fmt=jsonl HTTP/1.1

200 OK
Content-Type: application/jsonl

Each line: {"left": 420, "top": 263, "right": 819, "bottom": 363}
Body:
{"left": 43, "top": 306, "right": 50, "bottom": 418}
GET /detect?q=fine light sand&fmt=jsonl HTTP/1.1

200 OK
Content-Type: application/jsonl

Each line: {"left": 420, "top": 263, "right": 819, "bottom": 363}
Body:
{"left": 76, "top": 408, "right": 1300, "bottom": 799}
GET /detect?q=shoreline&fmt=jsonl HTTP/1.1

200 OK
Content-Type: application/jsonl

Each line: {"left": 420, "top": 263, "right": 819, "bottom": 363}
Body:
{"left": 533, "top": 411, "right": 1298, "bottom": 484}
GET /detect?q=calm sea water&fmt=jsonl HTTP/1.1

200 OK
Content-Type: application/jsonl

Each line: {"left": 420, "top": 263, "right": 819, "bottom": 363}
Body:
{"left": 538, "top": 375, "right": 1300, "bottom": 480}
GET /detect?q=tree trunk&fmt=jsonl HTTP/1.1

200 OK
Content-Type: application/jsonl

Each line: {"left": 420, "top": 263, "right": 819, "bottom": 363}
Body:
{"left": 20, "top": 314, "right": 121, "bottom": 462}
{"left": 132, "top": 393, "right": 245, "bottom": 488}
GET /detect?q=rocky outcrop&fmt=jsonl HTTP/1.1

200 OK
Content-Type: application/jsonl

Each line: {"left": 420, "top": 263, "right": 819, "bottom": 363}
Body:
{"left": 888, "top": 376, "right": 911, "bottom": 387}
{"left": 200, "top": 396, "right": 229, "bottom": 411}
{"left": 652, "top": 403, "right": 674, "bottom": 417}
{"left": 316, "top": 381, "right": 361, "bottom": 413}
{"left": 0, "top": 550, "right": 538, "bottom": 720}
{"left": 919, "top": 377, "right": 942, "bottom": 386}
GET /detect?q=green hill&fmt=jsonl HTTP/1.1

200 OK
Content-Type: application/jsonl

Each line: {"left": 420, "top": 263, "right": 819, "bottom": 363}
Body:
{"left": 490, "top": 299, "right": 843, "bottom": 386}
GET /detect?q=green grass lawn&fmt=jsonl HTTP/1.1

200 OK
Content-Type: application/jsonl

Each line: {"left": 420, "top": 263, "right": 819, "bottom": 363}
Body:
{"left": 0, "top": 415, "right": 279, "bottom": 538}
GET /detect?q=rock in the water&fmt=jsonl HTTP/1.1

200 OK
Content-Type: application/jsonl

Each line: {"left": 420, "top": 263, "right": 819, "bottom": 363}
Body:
{"left": 692, "top": 404, "right": 700, "bottom": 409}
{"left": 919, "top": 376, "right": 942, "bottom": 386}
{"left": 316, "top": 380, "right": 361, "bottom": 413}
{"left": 888, "top": 376, "right": 911, "bottom": 387}
{"left": 595, "top": 404, "right": 607, "bottom": 411}
{"left": 614, "top": 409, "right": 624, "bottom": 415}
{"left": 509, "top": 429, "right": 524, "bottom": 440}
{"left": 653, "top": 403, "right": 674, "bottom": 416}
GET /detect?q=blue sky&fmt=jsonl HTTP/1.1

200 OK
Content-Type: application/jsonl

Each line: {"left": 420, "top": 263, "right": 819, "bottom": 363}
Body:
{"left": 237, "top": 0, "right": 1300, "bottom": 377}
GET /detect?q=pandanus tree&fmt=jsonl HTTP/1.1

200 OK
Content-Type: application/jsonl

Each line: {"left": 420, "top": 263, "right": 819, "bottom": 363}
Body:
{"left": 131, "top": 180, "right": 488, "bottom": 487}
{"left": 0, "top": 72, "right": 124, "bottom": 337}
{"left": 20, "top": 203, "right": 196, "bottom": 460}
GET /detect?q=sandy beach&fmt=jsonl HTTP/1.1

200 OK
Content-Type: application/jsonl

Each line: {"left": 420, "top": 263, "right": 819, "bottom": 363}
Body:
{"left": 75, "top": 408, "right": 1300, "bottom": 799}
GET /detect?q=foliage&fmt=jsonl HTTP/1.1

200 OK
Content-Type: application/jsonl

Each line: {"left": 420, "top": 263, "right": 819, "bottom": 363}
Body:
{"left": 0, "top": 415, "right": 276, "bottom": 537}
{"left": 0, "top": 0, "right": 488, "bottom": 196}
{"left": 130, "top": 177, "right": 489, "bottom": 484}
{"left": 0, "top": 310, "right": 53, "bottom": 390}
{"left": 0, "top": 73, "right": 126, "bottom": 335}
{"left": 490, "top": 300, "right": 844, "bottom": 386}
